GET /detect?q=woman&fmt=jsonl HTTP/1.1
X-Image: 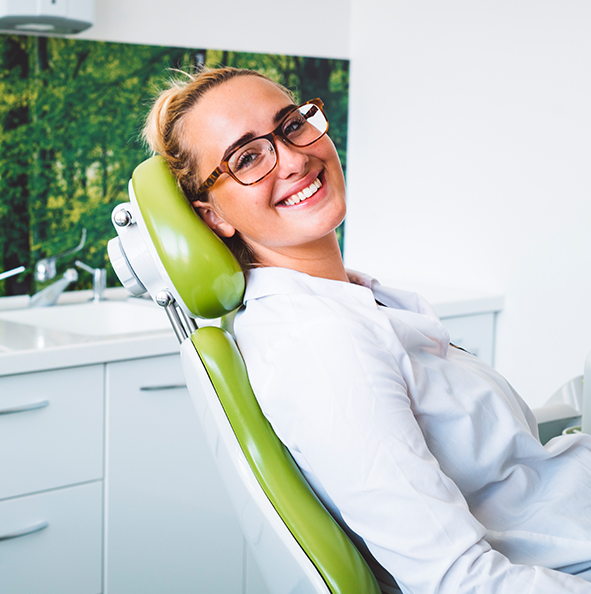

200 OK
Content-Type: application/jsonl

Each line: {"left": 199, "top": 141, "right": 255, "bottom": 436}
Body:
{"left": 144, "top": 67, "right": 591, "bottom": 594}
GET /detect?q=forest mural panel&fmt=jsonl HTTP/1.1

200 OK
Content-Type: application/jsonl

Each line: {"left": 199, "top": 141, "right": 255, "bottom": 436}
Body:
{"left": 0, "top": 35, "right": 349, "bottom": 297}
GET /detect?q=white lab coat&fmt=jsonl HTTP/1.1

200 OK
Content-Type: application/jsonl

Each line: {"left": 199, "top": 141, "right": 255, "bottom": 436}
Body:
{"left": 234, "top": 267, "right": 591, "bottom": 594}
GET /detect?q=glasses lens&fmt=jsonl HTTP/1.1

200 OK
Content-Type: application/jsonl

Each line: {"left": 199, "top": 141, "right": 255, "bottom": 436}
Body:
{"left": 282, "top": 102, "right": 328, "bottom": 147}
{"left": 228, "top": 138, "right": 277, "bottom": 185}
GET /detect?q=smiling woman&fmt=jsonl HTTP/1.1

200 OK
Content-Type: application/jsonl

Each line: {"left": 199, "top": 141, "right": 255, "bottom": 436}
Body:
{"left": 140, "top": 65, "right": 591, "bottom": 594}
{"left": 143, "top": 67, "right": 347, "bottom": 280}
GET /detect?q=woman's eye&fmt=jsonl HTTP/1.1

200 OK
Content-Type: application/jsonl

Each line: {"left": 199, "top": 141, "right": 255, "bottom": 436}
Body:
{"left": 283, "top": 114, "right": 306, "bottom": 138}
{"left": 233, "top": 148, "right": 262, "bottom": 172}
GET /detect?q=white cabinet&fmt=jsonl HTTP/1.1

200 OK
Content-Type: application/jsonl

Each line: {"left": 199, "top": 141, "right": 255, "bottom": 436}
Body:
{"left": 0, "top": 352, "right": 270, "bottom": 594}
{"left": 0, "top": 365, "right": 104, "bottom": 594}
{"left": 105, "top": 354, "right": 245, "bottom": 594}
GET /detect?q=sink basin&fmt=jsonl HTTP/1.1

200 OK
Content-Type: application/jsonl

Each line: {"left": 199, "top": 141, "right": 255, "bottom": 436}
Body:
{"left": 0, "top": 299, "right": 171, "bottom": 337}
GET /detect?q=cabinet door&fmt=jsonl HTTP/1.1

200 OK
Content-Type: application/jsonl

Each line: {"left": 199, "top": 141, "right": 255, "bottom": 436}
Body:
{"left": 0, "top": 481, "right": 102, "bottom": 594}
{"left": 105, "top": 354, "right": 244, "bottom": 594}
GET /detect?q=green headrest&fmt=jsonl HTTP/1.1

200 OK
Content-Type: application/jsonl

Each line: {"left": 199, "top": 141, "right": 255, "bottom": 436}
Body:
{"left": 132, "top": 156, "right": 245, "bottom": 319}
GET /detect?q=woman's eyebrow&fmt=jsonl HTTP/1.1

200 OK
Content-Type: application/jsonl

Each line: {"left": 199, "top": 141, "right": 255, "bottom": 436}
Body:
{"left": 273, "top": 103, "right": 296, "bottom": 125}
{"left": 220, "top": 103, "right": 296, "bottom": 162}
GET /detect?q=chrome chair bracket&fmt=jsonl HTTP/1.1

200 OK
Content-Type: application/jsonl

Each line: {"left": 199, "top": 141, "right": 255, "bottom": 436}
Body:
{"left": 155, "top": 290, "right": 197, "bottom": 343}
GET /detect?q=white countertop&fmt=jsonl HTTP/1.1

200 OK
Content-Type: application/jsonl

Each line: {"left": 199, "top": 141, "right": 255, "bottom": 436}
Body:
{"left": 0, "top": 282, "right": 504, "bottom": 377}
{"left": 0, "top": 331, "right": 180, "bottom": 377}
{"left": 0, "top": 289, "right": 179, "bottom": 376}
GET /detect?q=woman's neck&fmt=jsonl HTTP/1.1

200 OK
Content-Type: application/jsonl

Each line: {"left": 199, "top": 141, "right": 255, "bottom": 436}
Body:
{"left": 250, "top": 232, "right": 349, "bottom": 282}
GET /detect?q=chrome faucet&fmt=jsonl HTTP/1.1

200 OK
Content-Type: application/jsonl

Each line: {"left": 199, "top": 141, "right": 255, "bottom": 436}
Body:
{"left": 29, "top": 229, "right": 87, "bottom": 307}
{"left": 75, "top": 261, "right": 107, "bottom": 303}
{"left": 30, "top": 268, "right": 79, "bottom": 308}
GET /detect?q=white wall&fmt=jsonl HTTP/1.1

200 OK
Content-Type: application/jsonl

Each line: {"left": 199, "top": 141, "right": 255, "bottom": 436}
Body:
{"left": 78, "top": 0, "right": 349, "bottom": 59}
{"left": 345, "top": 0, "right": 591, "bottom": 407}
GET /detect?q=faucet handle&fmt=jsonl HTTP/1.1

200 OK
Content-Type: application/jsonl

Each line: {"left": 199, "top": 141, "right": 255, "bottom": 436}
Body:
{"left": 74, "top": 260, "right": 95, "bottom": 275}
{"left": 57, "top": 228, "right": 87, "bottom": 258}
{"left": 0, "top": 265, "right": 25, "bottom": 282}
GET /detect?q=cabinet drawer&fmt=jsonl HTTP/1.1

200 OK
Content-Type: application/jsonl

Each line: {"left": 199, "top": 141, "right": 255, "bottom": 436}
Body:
{"left": 0, "top": 365, "right": 104, "bottom": 499}
{"left": 0, "top": 481, "right": 102, "bottom": 594}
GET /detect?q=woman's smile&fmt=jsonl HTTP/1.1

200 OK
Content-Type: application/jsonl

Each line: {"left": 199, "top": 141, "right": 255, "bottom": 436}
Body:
{"left": 277, "top": 173, "right": 323, "bottom": 207}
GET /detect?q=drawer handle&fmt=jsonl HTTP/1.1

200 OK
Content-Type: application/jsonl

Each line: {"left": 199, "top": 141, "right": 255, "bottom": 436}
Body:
{"left": 0, "top": 520, "right": 49, "bottom": 541}
{"left": 0, "top": 400, "right": 50, "bottom": 415}
{"left": 140, "top": 384, "right": 186, "bottom": 392}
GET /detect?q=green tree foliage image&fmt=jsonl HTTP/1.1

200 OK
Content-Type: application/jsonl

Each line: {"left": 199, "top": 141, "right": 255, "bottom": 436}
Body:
{"left": 0, "top": 35, "right": 349, "bottom": 297}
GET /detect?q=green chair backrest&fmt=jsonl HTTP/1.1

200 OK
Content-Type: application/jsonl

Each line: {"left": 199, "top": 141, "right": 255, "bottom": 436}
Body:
{"left": 193, "top": 326, "right": 381, "bottom": 594}
{"left": 133, "top": 156, "right": 381, "bottom": 594}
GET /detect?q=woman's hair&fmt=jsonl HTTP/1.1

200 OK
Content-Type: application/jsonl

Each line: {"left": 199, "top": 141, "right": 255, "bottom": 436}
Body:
{"left": 142, "top": 66, "right": 294, "bottom": 268}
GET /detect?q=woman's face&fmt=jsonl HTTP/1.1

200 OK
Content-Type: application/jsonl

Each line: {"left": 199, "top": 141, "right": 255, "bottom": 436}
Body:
{"left": 185, "top": 75, "right": 347, "bottom": 266}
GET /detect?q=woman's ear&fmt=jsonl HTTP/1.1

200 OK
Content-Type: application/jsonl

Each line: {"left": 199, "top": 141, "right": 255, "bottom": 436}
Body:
{"left": 192, "top": 200, "right": 236, "bottom": 238}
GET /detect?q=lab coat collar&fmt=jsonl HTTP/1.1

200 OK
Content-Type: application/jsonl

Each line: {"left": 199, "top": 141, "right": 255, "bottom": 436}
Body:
{"left": 244, "top": 267, "right": 373, "bottom": 306}
{"left": 244, "top": 266, "right": 440, "bottom": 322}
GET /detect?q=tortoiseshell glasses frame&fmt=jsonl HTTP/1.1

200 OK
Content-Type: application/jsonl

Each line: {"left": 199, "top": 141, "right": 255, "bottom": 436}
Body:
{"left": 195, "top": 98, "right": 329, "bottom": 197}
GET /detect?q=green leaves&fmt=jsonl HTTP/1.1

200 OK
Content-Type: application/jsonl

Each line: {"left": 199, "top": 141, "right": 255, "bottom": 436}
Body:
{"left": 0, "top": 36, "right": 194, "bottom": 295}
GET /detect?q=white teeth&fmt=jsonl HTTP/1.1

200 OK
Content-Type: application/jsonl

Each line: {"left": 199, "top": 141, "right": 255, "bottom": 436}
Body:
{"left": 282, "top": 178, "right": 322, "bottom": 206}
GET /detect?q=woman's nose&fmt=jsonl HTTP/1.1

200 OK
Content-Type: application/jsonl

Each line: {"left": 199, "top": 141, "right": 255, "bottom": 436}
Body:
{"left": 274, "top": 139, "right": 308, "bottom": 179}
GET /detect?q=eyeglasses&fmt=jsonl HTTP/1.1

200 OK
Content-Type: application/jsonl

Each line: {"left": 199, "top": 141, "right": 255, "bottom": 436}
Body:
{"left": 195, "top": 98, "right": 329, "bottom": 196}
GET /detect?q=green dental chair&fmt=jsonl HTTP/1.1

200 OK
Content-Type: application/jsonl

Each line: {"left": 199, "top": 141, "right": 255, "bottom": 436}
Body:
{"left": 108, "top": 156, "right": 395, "bottom": 594}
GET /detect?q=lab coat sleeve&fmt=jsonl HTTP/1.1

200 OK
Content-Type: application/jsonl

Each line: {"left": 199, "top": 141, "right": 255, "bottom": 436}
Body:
{"left": 242, "top": 313, "right": 591, "bottom": 594}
